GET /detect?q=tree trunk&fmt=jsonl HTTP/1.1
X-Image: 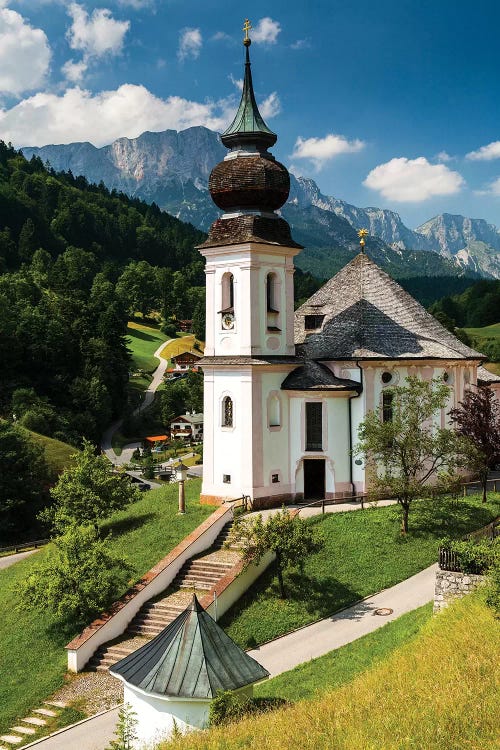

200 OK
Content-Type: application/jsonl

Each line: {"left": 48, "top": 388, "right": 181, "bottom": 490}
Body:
{"left": 275, "top": 552, "right": 286, "bottom": 598}
{"left": 482, "top": 479, "right": 487, "bottom": 503}
{"left": 400, "top": 502, "right": 409, "bottom": 534}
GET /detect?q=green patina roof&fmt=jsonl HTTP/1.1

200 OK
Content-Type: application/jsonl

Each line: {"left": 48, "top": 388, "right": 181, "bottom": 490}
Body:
{"left": 110, "top": 595, "right": 269, "bottom": 699}
{"left": 222, "top": 43, "right": 277, "bottom": 149}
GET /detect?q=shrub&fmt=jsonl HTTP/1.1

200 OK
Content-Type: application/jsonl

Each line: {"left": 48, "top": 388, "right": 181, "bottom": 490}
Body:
{"left": 19, "top": 524, "right": 134, "bottom": 624}
{"left": 440, "top": 537, "right": 498, "bottom": 574}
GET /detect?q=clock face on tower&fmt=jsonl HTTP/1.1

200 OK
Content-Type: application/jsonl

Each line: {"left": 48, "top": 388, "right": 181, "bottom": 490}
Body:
{"left": 222, "top": 312, "right": 235, "bottom": 330}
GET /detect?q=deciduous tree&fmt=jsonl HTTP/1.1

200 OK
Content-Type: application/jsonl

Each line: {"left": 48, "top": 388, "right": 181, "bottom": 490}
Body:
{"left": 356, "top": 376, "right": 465, "bottom": 534}
{"left": 229, "top": 508, "right": 322, "bottom": 599}
{"left": 20, "top": 524, "right": 133, "bottom": 622}
{"left": 42, "top": 440, "right": 140, "bottom": 533}
{"left": 450, "top": 386, "right": 500, "bottom": 502}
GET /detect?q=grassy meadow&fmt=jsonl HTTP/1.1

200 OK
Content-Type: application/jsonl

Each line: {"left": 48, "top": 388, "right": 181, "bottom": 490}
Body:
{"left": 254, "top": 603, "right": 433, "bottom": 702}
{"left": 161, "top": 593, "right": 500, "bottom": 750}
{"left": 127, "top": 321, "right": 169, "bottom": 373}
{"left": 0, "top": 479, "right": 210, "bottom": 734}
{"left": 25, "top": 429, "right": 79, "bottom": 475}
{"left": 221, "top": 496, "right": 500, "bottom": 648}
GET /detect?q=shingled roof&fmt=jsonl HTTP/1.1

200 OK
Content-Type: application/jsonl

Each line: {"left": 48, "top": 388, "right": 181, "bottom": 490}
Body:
{"left": 295, "top": 253, "right": 485, "bottom": 362}
{"left": 282, "top": 360, "right": 361, "bottom": 391}
{"left": 477, "top": 365, "right": 500, "bottom": 384}
{"left": 110, "top": 595, "right": 269, "bottom": 699}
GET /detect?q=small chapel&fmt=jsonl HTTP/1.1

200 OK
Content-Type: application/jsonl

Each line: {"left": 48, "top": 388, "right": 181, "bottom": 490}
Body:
{"left": 197, "top": 29, "right": 490, "bottom": 510}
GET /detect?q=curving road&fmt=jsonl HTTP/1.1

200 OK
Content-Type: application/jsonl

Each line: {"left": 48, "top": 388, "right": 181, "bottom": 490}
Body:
{"left": 101, "top": 340, "right": 170, "bottom": 466}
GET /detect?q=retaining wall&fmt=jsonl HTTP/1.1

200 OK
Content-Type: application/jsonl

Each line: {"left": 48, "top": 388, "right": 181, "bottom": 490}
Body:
{"left": 434, "top": 569, "right": 485, "bottom": 612}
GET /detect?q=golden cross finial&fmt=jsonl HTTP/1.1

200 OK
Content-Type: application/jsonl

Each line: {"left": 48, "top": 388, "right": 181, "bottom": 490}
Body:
{"left": 243, "top": 18, "right": 252, "bottom": 43}
{"left": 358, "top": 228, "right": 368, "bottom": 251}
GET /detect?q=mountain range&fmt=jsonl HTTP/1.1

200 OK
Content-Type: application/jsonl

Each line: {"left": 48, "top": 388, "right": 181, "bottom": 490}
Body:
{"left": 22, "top": 126, "right": 500, "bottom": 280}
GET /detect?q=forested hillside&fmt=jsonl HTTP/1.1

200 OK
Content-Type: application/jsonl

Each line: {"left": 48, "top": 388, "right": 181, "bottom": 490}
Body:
{"left": 0, "top": 141, "right": 205, "bottom": 445}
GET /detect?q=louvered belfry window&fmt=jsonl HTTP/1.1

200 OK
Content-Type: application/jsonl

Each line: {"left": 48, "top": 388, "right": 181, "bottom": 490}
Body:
{"left": 306, "top": 402, "right": 322, "bottom": 451}
{"left": 222, "top": 396, "right": 233, "bottom": 427}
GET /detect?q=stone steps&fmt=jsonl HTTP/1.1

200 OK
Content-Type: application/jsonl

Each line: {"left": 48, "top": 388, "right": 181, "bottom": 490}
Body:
{"left": 87, "top": 520, "right": 241, "bottom": 671}
{"left": 0, "top": 701, "right": 67, "bottom": 747}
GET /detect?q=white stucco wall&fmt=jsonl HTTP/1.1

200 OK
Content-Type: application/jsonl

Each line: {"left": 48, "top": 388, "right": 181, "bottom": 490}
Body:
{"left": 124, "top": 683, "right": 211, "bottom": 749}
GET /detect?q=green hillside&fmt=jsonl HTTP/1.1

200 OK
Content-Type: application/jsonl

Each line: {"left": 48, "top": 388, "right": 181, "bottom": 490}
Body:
{"left": 162, "top": 594, "right": 499, "bottom": 750}
{"left": 0, "top": 479, "right": 210, "bottom": 735}
{"left": 24, "top": 429, "right": 78, "bottom": 475}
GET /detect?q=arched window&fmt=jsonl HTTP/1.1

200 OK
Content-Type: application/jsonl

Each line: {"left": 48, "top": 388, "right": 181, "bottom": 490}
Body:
{"left": 268, "top": 394, "right": 281, "bottom": 427}
{"left": 221, "top": 272, "right": 234, "bottom": 311}
{"left": 222, "top": 396, "right": 233, "bottom": 427}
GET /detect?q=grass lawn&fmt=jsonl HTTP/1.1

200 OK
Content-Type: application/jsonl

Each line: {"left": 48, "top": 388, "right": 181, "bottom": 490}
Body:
{"left": 25, "top": 429, "right": 79, "bottom": 474}
{"left": 162, "top": 594, "right": 499, "bottom": 750}
{"left": 464, "top": 322, "right": 500, "bottom": 340}
{"left": 126, "top": 321, "right": 169, "bottom": 373}
{"left": 0, "top": 478, "right": 210, "bottom": 734}
{"left": 254, "top": 603, "right": 432, "bottom": 702}
{"left": 160, "top": 333, "right": 204, "bottom": 362}
{"left": 220, "top": 495, "right": 500, "bottom": 648}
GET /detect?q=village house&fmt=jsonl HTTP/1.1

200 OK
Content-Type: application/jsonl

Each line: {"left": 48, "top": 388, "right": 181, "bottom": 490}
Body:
{"left": 169, "top": 412, "right": 204, "bottom": 441}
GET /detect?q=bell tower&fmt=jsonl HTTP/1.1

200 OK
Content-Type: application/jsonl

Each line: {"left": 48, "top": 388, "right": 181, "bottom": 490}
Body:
{"left": 198, "top": 22, "right": 302, "bottom": 506}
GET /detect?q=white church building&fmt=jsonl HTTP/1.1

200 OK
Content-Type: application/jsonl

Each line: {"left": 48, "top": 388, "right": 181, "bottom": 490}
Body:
{"left": 197, "top": 34, "right": 490, "bottom": 510}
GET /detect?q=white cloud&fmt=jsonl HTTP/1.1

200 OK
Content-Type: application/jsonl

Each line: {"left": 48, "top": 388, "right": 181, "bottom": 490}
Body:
{"left": 228, "top": 74, "right": 243, "bottom": 91}
{"left": 0, "top": 7, "right": 51, "bottom": 95}
{"left": 117, "top": 0, "right": 154, "bottom": 8}
{"left": 212, "top": 31, "right": 232, "bottom": 42}
{"left": 259, "top": 91, "right": 281, "bottom": 119}
{"left": 363, "top": 157, "right": 464, "bottom": 202}
{"left": 436, "top": 150, "right": 452, "bottom": 163}
{"left": 67, "top": 3, "right": 129, "bottom": 58}
{"left": 61, "top": 58, "right": 87, "bottom": 83}
{"left": 252, "top": 17, "right": 281, "bottom": 44}
{"left": 292, "top": 133, "right": 365, "bottom": 170}
{"left": 3, "top": 84, "right": 234, "bottom": 148}
{"left": 466, "top": 141, "right": 500, "bottom": 161}
{"left": 291, "top": 38, "right": 311, "bottom": 50}
{"left": 475, "top": 177, "right": 500, "bottom": 197}
{"left": 178, "top": 27, "right": 202, "bottom": 61}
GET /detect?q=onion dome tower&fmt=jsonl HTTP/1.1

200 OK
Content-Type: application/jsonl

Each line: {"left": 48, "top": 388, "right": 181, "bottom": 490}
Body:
{"left": 200, "top": 28, "right": 301, "bottom": 250}
{"left": 197, "top": 21, "right": 302, "bottom": 510}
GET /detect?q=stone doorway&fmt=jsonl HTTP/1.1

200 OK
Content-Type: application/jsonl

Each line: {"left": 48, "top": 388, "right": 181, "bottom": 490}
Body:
{"left": 303, "top": 458, "right": 325, "bottom": 500}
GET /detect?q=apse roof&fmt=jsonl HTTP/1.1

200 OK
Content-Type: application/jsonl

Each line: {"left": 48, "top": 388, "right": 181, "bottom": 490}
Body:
{"left": 281, "top": 360, "right": 362, "bottom": 391}
{"left": 110, "top": 595, "right": 269, "bottom": 699}
{"left": 295, "top": 253, "right": 485, "bottom": 362}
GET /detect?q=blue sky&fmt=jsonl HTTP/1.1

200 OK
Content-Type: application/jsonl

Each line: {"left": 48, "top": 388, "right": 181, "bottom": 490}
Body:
{"left": 1, "top": 0, "right": 500, "bottom": 228}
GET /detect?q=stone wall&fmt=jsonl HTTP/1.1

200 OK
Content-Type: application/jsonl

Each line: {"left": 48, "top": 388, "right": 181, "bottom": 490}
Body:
{"left": 434, "top": 569, "right": 485, "bottom": 612}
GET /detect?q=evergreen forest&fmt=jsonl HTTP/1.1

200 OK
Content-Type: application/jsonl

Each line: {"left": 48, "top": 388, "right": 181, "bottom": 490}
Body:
{"left": 0, "top": 141, "right": 206, "bottom": 446}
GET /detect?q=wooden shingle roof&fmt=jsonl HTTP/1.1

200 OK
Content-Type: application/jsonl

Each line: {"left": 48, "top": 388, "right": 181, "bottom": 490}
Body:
{"left": 110, "top": 595, "right": 269, "bottom": 699}
{"left": 282, "top": 360, "right": 361, "bottom": 392}
{"left": 295, "top": 253, "right": 485, "bottom": 362}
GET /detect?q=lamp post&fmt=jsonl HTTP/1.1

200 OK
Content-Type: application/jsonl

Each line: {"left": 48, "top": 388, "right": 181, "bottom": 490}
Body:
{"left": 177, "top": 462, "right": 188, "bottom": 514}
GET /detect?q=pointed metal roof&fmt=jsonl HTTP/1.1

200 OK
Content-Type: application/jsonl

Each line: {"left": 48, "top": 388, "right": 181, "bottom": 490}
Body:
{"left": 295, "top": 253, "right": 485, "bottom": 362}
{"left": 110, "top": 595, "right": 269, "bottom": 699}
{"left": 221, "top": 42, "right": 277, "bottom": 150}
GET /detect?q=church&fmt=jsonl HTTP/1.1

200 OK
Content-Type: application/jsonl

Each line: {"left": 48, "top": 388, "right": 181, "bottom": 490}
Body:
{"left": 197, "top": 31, "right": 488, "bottom": 509}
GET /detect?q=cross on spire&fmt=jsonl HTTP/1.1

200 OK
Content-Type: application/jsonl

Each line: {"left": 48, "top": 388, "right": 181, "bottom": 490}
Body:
{"left": 243, "top": 18, "right": 252, "bottom": 45}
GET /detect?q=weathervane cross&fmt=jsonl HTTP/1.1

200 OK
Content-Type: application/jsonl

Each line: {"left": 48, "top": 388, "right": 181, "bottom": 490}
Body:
{"left": 243, "top": 18, "right": 252, "bottom": 42}
{"left": 358, "top": 228, "right": 368, "bottom": 252}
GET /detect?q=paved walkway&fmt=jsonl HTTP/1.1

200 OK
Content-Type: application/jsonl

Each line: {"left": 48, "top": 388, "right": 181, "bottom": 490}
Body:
{"left": 247, "top": 498, "right": 397, "bottom": 521}
{"left": 247, "top": 563, "right": 437, "bottom": 676}
{"left": 101, "top": 340, "right": 171, "bottom": 466}
{"left": 0, "top": 549, "right": 40, "bottom": 570}
{"left": 24, "top": 564, "right": 437, "bottom": 749}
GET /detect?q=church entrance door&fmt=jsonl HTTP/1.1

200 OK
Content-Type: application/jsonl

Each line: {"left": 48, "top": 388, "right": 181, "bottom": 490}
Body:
{"left": 303, "top": 459, "right": 325, "bottom": 500}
